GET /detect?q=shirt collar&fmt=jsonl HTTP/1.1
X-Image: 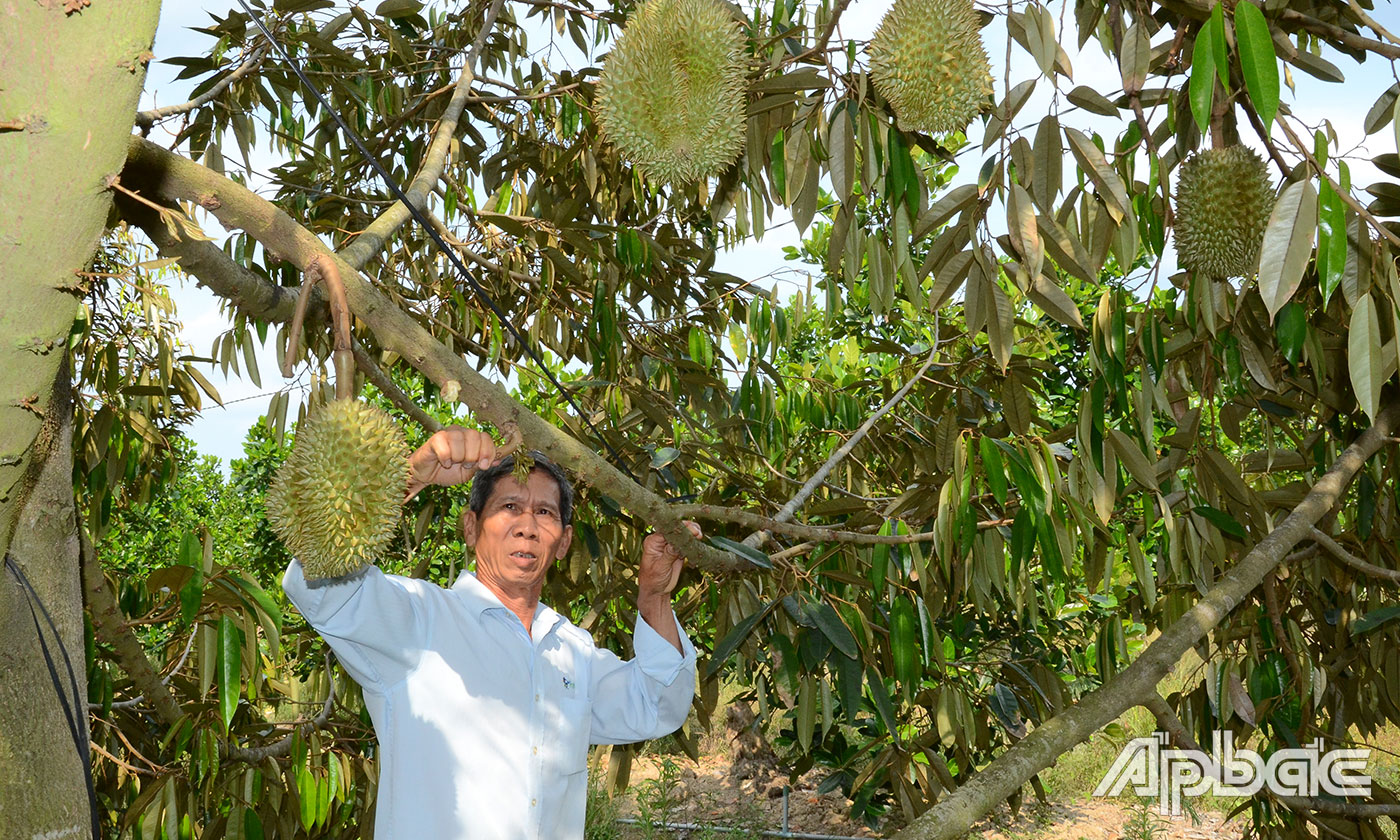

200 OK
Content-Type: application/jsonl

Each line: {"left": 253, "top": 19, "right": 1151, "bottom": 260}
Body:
{"left": 451, "top": 570, "right": 563, "bottom": 640}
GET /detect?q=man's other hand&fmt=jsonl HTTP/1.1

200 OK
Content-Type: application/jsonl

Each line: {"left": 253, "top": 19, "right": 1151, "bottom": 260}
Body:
{"left": 406, "top": 427, "right": 497, "bottom": 499}
{"left": 639, "top": 520, "right": 701, "bottom": 599}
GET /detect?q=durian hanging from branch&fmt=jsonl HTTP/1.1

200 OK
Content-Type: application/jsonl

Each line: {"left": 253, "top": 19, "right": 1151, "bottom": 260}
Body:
{"left": 265, "top": 256, "right": 412, "bottom": 581}
{"left": 868, "top": 0, "right": 994, "bottom": 135}
{"left": 1173, "top": 146, "right": 1277, "bottom": 279}
{"left": 595, "top": 0, "right": 748, "bottom": 185}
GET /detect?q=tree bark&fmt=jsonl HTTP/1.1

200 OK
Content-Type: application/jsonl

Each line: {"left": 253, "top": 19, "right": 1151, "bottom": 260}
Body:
{"left": 0, "top": 2, "right": 161, "bottom": 836}
{"left": 893, "top": 400, "right": 1400, "bottom": 840}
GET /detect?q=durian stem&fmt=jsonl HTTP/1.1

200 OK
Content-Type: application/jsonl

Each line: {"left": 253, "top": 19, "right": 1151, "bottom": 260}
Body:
{"left": 283, "top": 254, "right": 359, "bottom": 400}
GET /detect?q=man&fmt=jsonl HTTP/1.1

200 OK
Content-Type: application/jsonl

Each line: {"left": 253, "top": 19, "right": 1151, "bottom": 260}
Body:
{"left": 283, "top": 426, "right": 699, "bottom": 839}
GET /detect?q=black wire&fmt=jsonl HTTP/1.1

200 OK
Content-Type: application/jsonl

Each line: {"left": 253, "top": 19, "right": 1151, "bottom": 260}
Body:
{"left": 6, "top": 554, "right": 102, "bottom": 840}
{"left": 234, "top": 1, "right": 642, "bottom": 486}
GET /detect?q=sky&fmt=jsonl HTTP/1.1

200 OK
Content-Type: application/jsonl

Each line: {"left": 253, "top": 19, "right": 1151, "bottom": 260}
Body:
{"left": 134, "top": 0, "right": 1400, "bottom": 469}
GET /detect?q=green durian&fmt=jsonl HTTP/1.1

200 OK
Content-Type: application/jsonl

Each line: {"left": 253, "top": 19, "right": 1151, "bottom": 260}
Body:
{"left": 1174, "top": 146, "right": 1277, "bottom": 278}
{"left": 266, "top": 399, "right": 410, "bottom": 580}
{"left": 868, "top": 0, "right": 994, "bottom": 135}
{"left": 595, "top": 0, "right": 747, "bottom": 184}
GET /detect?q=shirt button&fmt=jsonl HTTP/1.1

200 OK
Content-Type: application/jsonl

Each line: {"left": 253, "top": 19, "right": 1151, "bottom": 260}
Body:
{"left": 530, "top": 798, "right": 537, "bottom": 807}
{"left": 533, "top": 746, "right": 539, "bottom": 755}
{"left": 535, "top": 693, "right": 540, "bottom": 701}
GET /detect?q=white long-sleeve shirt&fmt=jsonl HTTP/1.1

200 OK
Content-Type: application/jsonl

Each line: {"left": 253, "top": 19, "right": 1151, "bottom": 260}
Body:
{"left": 282, "top": 559, "right": 697, "bottom": 839}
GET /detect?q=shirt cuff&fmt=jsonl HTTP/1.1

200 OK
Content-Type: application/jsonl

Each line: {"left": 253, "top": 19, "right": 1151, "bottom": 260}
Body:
{"left": 632, "top": 612, "right": 696, "bottom": 687}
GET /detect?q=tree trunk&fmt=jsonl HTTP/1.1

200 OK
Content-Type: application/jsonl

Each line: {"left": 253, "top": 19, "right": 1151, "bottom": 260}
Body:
{"left": 0, "top": 369, "right": 91, "bottom": 837}
{"left": 0, "top": 0, "right": 161, "bottom": 556}
{"left": 0, "top": 1, "right": 161, "bottom": 836}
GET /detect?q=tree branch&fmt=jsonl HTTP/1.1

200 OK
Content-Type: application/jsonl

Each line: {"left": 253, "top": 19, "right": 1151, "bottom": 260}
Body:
{"left": 742, "top": 337, "right": 941, "bottom": 550}
{"left": 134, "top": 45, "right": 268, "bottom": 131}
{"left": 352, "top": 341, "right": 442, "bottom": 433}
{"left": 1311, "top": 526, "right": 1400, "bottom": 582}
{"left": 338, "top": 0, "right": 507, "bottom": 270}
{"left": 119, "top": 137, "right": 746, "bottom": 572}
{"left": 80, "top": 529, "right": 182, "bottom": 727}
{"left": 892, "top": 399, "right": 1400, "bottom": 840}
{"left": 1275, "top": 116, "right": 1400, "bottom": 250}
{"left": 1158, "top": 0, "right": 1400, "bottom": 60}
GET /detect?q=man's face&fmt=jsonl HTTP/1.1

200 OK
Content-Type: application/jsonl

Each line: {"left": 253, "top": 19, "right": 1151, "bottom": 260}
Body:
{"left": 462, "top": 469, "right": 573, "bottom": 599}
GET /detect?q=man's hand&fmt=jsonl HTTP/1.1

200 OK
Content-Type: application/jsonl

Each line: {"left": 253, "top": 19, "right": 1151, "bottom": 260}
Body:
{"left": 406, "top": 427, "right": 497, "bottom": 500}
{"left": 637, "top": 521, "right": 701, "bottom": 653}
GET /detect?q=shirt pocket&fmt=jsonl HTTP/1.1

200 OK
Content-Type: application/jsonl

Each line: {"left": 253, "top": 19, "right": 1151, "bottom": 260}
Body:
{"left": 555, "top": 696, "right": 592, "bottom": 776}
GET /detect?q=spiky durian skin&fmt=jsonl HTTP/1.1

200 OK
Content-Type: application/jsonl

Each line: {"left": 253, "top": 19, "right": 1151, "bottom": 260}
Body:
{"left": 868, "top": 0, "right": 994, "bottom": 135}
{"left": 595, "top": 0, "right": 747, "bottom": 184}
{"left": 1174, "top": 147, "right": 1277, "bottom": 278}
{"left": 266, "top": 399, "right": 410, "bottom": 580}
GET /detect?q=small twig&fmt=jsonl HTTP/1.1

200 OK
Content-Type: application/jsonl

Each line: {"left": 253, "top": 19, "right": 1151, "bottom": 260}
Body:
{"left": 90, "top": 741, "right": 162, "bottom": 777}
{"left": 1347, "top": 0, "right": 1400, "bottom": 45}
{"left": 791, "top": 0, "right": 855, "bottom": 63}
{"left": 1276, "top": 116, "right": 1400, "bottom": 249}
{"left": 135, "top": 45, "right": 268, "bottom": 131}
{"left": 92, "top": 630, "right": 198, "bottom": 712}
{"left": 742, "top": 329, "right": 942, "bottom": 550}
{"left": 1311, "top": 526, "right": 1400, "bottom": 582}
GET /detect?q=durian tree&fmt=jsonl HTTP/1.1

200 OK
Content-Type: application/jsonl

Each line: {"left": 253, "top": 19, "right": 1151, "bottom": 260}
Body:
{"left": 10, "top": 0, "right": 1400, "bottom": 837}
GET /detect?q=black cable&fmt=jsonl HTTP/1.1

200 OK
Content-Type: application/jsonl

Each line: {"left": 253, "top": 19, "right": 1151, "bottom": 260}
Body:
{"left": 234, "top": 2, "right": 643, "bottom": 486}
{"left": 6, "top": 554, "right": 102, "bottom": 840}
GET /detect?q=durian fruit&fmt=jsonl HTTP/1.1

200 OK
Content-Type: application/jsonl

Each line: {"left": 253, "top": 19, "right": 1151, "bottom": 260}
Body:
{"left": 267, "top": 398, "right": 411, "bottom": 580}
{"left": 1173, "top": 146, "right": 1276, "bottom": 278}
{"left": 265, "top": 255, "right": 410, "bottom": 581}
{"left": 868, "top": 0, "right": 994, "bottom": 135}
{"left": 595, "top": 0, "right": 747, "bottom": 184}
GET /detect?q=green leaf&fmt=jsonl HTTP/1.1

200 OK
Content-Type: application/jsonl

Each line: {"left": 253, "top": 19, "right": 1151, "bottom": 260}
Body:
{"left": 1188, "top": 24, "right": 1217, "bottom": 135}
{"left": 687, "top": 326, "right": 713, "bottom": 368}
{"left": 705, "top": 599, "right": 775, "bottom": 678}
{"left": 650, "top": 446, "right": 681, "bottom": 469}
{"left": 979, "top": 436, "right": 1008, "bottom": 506}
{"left": 1275, "top": 302, "right": 1306, "bottom": 366}
{"left": 1258, "top": 179, "right": 1318, "bottom": 320}
{"left": 1234, "top": 2, "right": 1279, "bottom": 134}
{"left": 1348, "top": 292, "right": 1385, "bottom": 421}
{"left": 709, "top": 535, "right": 772, "bottom": 568}
{"left": 297, "top": 764, "right": 317, "bottom": 832}
{"left": 1067, "top": 85, "right": 1118, "bottom": 117}
{"left": 865, "top": 665, "right": 902, "bottom": 746}
{"left": 217, "top": 614, "right": 242, "bottom": 733}
{"left": 375, "top": 0, "right": 423, "bottom": 17}
{"left": 1193, "top": 504, "right": 1247, "bottom": 540}
{"left": 1065, "top": 128, "right": 1130, "bottom": 223}
{"left": 1353, "top": 606, "right": 1400, "bottom": 635}
{"left": 808, "top": 602, "right": 860, "bottom": 659}
{"left": 1107, "top": 429, "right": 1157, "bottom": 491}
{"left": 890, "top": 596, "right": 920, "bottom": 696}
{"left": 1208, "top": 2, "right": 1229, "bottom": 87}
{"left": 1318, "top": 178, "right": 1347, "bottom": 307}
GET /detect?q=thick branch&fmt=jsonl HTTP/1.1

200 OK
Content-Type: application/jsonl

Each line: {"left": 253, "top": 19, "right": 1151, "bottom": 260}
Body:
{"left": 893, "top": 399, "right": 1400, "bottom": 840}
{"left": 1311, "top": 526, "right": 1400, "bottom": 582}
{"left": 80, "top": 531, "right": 181, "bottom": 727}
{"left": 672, "top": 503, "right": 1006, "bottom": 545}
{"left": 120, "top": 137, "right": 744, "bottom": 572}
{"left": 743, "top": 340, "right": 940, "bottom": 550}
{"left": 135, "top": 46, "right": 267, "bottom": 131}
{"left": 338, "top": 0, "right": 506, "bottom": 270}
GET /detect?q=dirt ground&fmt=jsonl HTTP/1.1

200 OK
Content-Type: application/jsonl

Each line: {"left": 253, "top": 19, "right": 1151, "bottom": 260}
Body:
{"left": 617, "top": 752, "right": 1246, "bottom": 839}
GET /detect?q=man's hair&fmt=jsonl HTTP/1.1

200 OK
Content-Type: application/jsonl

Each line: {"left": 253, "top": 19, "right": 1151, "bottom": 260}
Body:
{"left": 468, "top": 451, "right": 575, "bottom": 526}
